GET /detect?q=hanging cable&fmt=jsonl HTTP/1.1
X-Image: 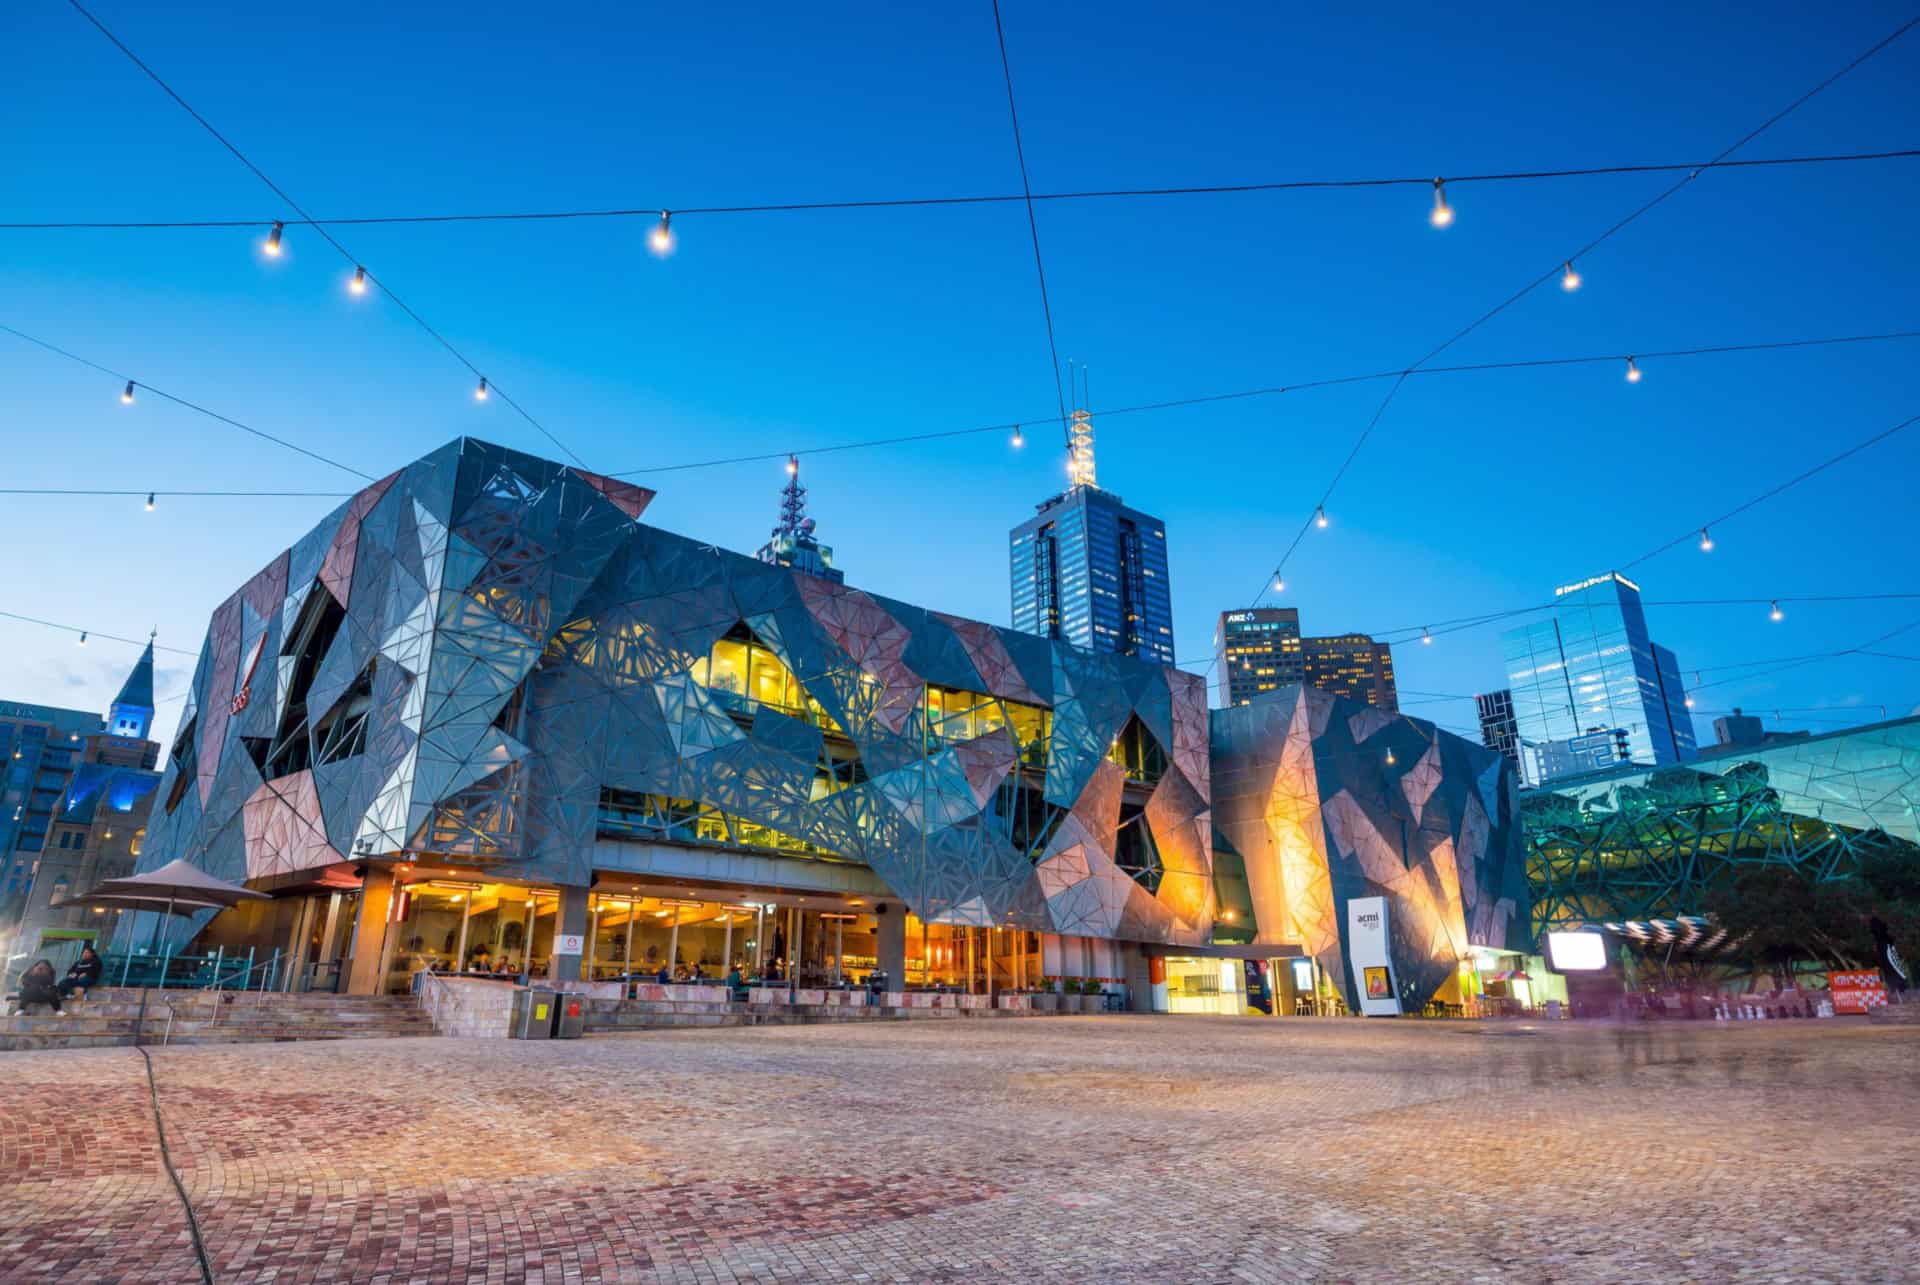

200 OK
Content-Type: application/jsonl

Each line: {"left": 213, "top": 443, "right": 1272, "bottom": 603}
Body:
{"left": 63, "top": 0, "right": 586, "bottom": 468}
{"left": 0, "top": 609, "right": 197, "bottom": 656}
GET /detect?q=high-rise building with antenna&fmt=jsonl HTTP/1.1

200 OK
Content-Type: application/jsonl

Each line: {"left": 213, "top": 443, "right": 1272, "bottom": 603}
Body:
{"left": 1008, "top": 388, "right": 1174, "bottom": 664}
{"left": 756, "top": 456, "right": 843, "bottom": 584}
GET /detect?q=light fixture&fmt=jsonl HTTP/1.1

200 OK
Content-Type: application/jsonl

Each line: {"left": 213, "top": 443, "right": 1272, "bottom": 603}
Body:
{"left": 1422, "top": 626, "right": 1433, "bottom": 645}
{"left": 785, "top": 455, "right": 799, "bottom": 476}
{"left": 1625, "top": 356, "right": 1642, "bottom": 383}
{"left": 121, "top": 380, "right": 135, "bottom": 405}
{"left": 1698, "top": 527, "right": 1713, "bottom": 552}
{"left": 1011, "top": 424, "right": 1024, "bottom": 448}
{"left": 1769, "top": 600, "right": 1784, "bottom": 622}
{"left": 1273, "top": 574, "right": 1285, "bottom": 592}
{"left": 1315, "top": 505, "right": 1329, "bottom": 529}
{"left": 78, "top": 631, "right": 87, "bottom": 646}
{"left": 1385, "top": 747, "right": 1397, "bottom": 766}
{"left": 649, "top": 210, "right": 674, "bottom": 257}
{"left": 350, "top": 265, "right": 368, "bottom": 295}
{"left": 1428, "top": 178, "right": 1453, "bottom": 228}
{"left": 1561, "top": 260, "right": 1581, "bottom": 291}
{"left": 474, "top": 377, "right": 489, "bottom": 401}
{"left": 264, "top": 221, "right": 284, "bottom": 257}
{"left": 145, "top": 493, "right": 155, "bottom": 512}
{"left": 1684, "top": 695, "right": 1695, "bottom": 708}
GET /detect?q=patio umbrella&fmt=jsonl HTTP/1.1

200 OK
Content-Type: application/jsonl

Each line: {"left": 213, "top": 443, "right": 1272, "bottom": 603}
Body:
{"left": 77, "top": 858, "right": 269, "bottom": 965}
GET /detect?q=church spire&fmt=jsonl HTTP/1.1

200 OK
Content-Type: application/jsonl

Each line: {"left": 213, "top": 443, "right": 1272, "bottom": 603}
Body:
{"left": 108, "top": 635, "right": 156, "bottom": 740}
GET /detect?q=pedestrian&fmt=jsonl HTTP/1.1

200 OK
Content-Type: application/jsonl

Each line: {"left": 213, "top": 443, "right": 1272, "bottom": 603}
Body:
{"left": 57, "top": 946, "right": 104, "bottom": 1001}
{"left": 17, "top": 960, "right": 63, "bottom": 1016}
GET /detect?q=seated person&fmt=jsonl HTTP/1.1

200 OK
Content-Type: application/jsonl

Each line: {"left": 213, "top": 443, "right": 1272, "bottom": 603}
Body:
{"left": 467, "top": 950, "right": 492, "bottom": 975}
{"left": 654, "top": 963, "right": 672, "bottom": 984}
{"left": 16, "top": 960, "right": 63, "bottom": 1015}
{"left": 492, "top": 956, "right": 517, "bottom": 977}
{"left": 58, "top": 946, "right": 104, "bottom": 1000}
{"left": 685, "top": 962, "right": 704, "bottom": 982}
{"left": 725, "top": 965, "right": 747, "bottom": 1001}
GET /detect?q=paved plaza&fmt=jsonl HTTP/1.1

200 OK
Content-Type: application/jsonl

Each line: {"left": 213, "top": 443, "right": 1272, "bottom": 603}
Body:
{"left": 1, "top": 1016, "right": 1915, "bottom": 1284}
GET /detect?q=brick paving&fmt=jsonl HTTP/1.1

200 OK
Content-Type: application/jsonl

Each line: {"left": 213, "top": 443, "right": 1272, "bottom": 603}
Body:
{"left": 1, "top": 1016, "right": 1916, "bottom": 1283}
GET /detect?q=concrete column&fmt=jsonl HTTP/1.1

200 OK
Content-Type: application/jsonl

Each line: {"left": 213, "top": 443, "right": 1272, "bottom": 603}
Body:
{"left": 547, "top": 885, "right": 590, "bottom": 986}
{"left": 876, "top": 904, "right": 905, "bottom": 985}
{"left": 282, "top": 896, "right": 317, "bottom": 992}
{"left": 345, "top": 868, "right": 396, "bottom": 995}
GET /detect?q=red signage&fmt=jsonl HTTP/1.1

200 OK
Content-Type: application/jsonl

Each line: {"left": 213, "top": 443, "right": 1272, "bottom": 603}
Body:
{"left": 1830, "top": 970, "right": 1888, "bottom": 1014}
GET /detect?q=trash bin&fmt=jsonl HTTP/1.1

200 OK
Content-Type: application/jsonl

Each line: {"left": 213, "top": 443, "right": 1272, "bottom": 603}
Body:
{"left": 511, "top": 987, "right": 558, "bottom": 1039}
{"left": 551, "top": 991, "right": 587, "bottom": 1039}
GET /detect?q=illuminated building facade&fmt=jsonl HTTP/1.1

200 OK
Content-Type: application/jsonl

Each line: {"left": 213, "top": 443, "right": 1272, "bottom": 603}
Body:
{"left": 1475, "top": 689, "right": 1520, "bottom": 770}
{"left": 1300, "top": 634, "right": 1398, "bottom": 712}
{"left": 1501, "top": 571, "right": 1694, "bottom": 783}
{"left": 1214, "top": 607, "right": 1304, "bottom": 706}
{"left": 1523, "top": 715, "right": 1920, "bottom": 935}
{"left": 1008, "top": 413, "right": 1174, "bottom": 665}
{"left": 126, "top": 439, "right": 1520, "bottom": 1015}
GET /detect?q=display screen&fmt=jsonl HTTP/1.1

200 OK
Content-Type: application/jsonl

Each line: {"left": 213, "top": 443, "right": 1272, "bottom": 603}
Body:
{"left": 1363, "top": 966, "right": 1392, "bottom": 998}
{"left": 1290, "top": 958, "right": 1313, "bottom": 989}
{"left": 1544, "top": 930, "right": 1608, "bottom": 972}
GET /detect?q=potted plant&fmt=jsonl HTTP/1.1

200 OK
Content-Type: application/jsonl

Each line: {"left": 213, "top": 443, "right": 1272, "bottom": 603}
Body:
{"left": 1031, "top": 977, "right": 1059, "bottom": 1013}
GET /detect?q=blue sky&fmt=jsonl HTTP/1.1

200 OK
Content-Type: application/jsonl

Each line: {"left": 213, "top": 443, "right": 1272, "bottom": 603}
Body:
{"left": 4, "top": 1, "right": 1917, "bottom": 747}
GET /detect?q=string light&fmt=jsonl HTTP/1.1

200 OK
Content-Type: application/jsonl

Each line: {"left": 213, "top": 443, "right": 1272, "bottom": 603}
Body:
{"left": 1273, "top": 574, "right": 1285, "bottom": 592}
{"left": 263, "top": 221, "right": 284, "bottom": 257}
{"left": 474, "top": 377, "right": 489, "bottom": 402}
{"left": 1699, "top": 527, "right": 1714, "bottom": 552}
{"left": 1315, "top": 505, "right": 1329, "bottom": 529}
{"left": 1770, "top": 600, "right": 1785, "bottom": 621}
{"left": 1561, "top": 260, "right": 1582, "bottom": 291}
{"left": 1011, "top": 424, "right": 1024, "bottom": 448}
{"left": 1428, "top": 178, "right": 1453, "bottom": 228}
{"left": 1684, "top": 694, "right": 1696, "bottom": 707}
{"left": 1625, "top": 356, "right": 1642, "bottom": 383}
{"left": 1422, "top": 626, "right": 1433, "bottom": 645}
{"left": 349, "top": 265, "right": 368, "bottom": 295}
{"left": 785, "top": 455, "right": 799, "bottom": 476}
{"left": 649, "top": 210, "right": 674, "bottom": 257}
{"left": 1385, "top": 746, "right": 1397, "bottom": 766}
{"left": 144, "top": 493, "right": 154, "bottom": 512}
{"left": 77, "top": 631, "right": 87, "bottom": 646}
{"left": 120, "top": 380, "right": 135, "bottom": 405}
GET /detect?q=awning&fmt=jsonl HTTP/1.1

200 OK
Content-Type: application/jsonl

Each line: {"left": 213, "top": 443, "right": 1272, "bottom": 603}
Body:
{"left": 1602, "top": 915, "right": 1732, "bottom": 954}
{"left": 76, "top": 858, "right": 269, "bottom": 913}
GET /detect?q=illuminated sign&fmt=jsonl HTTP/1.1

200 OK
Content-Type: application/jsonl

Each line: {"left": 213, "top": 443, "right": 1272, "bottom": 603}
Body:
{"left": 1553, "top": 571, "right": 1642, "bottom": 598}
{"left": 1544, "top": 931, "right": 1609, "bottom": 972}
{"left": 1225, "top": 612, "right": 1255, "bottom": 623}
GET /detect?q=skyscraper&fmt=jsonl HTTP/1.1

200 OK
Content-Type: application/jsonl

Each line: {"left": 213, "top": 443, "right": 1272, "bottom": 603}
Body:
{"left": 1214, "top": 608, "right": 1304, "bottom": 705}
{"left": 1475, "top": 689, "right": 1520, "bottom": 770}
{"left": 756, "top": 456, "right": 843, "bottom": 584}
{"left": 1009, "top": 409, "right": 1173, "bottom": 664}
{"left": 1300, "top": 634, "right": 1398, "bottom": 711}
{"left": 1501, "top": 571, "right": 1695, "bottom": 783}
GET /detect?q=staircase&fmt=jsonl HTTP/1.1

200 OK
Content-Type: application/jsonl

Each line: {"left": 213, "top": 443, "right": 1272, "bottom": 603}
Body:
{"left": 0, "top": 988, "right": 435, "bottom": 1051}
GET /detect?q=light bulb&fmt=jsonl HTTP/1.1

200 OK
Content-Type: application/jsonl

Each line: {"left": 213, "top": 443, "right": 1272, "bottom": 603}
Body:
{"left": 1315, "top": 505, "right": 1328, "bottom": 529}
{"left": 1699, "top": 527, "right": 1713, "bottom": 552}
{"left": 350, "top": 265, "right": 368, "bottom": 295}
{"left": 1625, "top": 356, "right": 1642, "bottom": 383}
{"left": 264, "top": 221, "right": 284, "bottom": 257}
{"left": 1428, "top": 178, "right": 1453, "bottom": 228}
{"left": 1769, "top": 600, "right": 1784, "bottom": 622}
{"left": 474, "top": 377, "right": 489, "bottom": 401}
{"left": 1273, "top": 575, "right": 1285, "bottom": 592}
{"left": 1561, "top": 260, "right": 1581, "bottom": 291}
{"left": 1422, "top": 626, "right": 1433, "bottom": 645}
{"left": 121, "top": 380, "right": 135, "bottom": 405}
{"left": 786, "top": 455, "right": 799, "bottom": 476}
{"left": 1684, "top": 695, "right": 1695, "bottom": 708}
{"left": 145, "top": 493, "right": 155, "bottom": 512}
{"left": 1011, "top": 425, "right": 1024, "bottom": 448}
{"left": 1385, "top": 747, "right": 1397, "bottom": 766}
{"left": 78, "top": 631, "right": 88, "bottom": 646}
{"left": 649, "top": 210, "right": 674, "bottom": 257}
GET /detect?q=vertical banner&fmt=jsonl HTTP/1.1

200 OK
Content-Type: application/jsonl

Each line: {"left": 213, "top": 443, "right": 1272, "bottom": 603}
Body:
{"left": 1345, "top": 896, "right": 1401, "bottom": 1016}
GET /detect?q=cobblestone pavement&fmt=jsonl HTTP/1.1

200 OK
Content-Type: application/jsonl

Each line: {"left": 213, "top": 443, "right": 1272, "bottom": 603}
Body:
{"left": 1, "top": 1016, "right": 1916, "bottom": 1283}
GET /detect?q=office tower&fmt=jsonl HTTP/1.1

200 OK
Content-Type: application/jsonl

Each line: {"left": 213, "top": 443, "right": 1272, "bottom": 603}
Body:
{"left": 1009, "top": 409, "right": 1174, "bottom": 663}
{"left": 1475, "top": 689, "right": 1520, "bottom": 770}
{"left": 1500, "top": 571, "right": 1695, "bottom": 783}
{"left": 755, "top": 456, "right": 844, "bottom": 584}
{"left": 1300, "top": 634, "right": 1398, "bottom": 712}
{"left": 1214, "top": 608, "right": 1304, "bottom": 706}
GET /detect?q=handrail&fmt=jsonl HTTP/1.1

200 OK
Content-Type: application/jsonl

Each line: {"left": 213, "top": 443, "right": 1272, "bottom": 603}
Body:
{"left": 413, "top": 969, "right": 458, "bottom": 1033}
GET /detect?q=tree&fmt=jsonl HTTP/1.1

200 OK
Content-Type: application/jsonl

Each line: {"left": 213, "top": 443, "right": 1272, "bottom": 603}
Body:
{"left": 1703, "top": 866, "right": 1873, "bottom": 989}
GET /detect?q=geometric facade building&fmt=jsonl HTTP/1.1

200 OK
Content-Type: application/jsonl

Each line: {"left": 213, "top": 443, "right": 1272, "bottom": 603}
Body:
{"left": 1211, "top": 684, "right": 1528, "bottom": 1014}
{"left": 1521, "top": 714, "right": 1920, "bottom": 937}
{"left": 140, "top": 439, "right": 1217, "bottom": 987}
{"left": 134, "top": 438, "right": 1525, "bottom": 1014}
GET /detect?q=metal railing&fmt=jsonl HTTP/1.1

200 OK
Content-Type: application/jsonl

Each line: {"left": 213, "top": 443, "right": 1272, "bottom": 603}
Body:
{"left": 101, "top": 947, "right": 275, "bottom": 991}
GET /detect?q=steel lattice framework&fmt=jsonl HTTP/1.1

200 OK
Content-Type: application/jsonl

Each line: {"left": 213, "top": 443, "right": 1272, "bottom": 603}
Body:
{"left": 1523, "top": 718, "right": 1920, "bottom": 933}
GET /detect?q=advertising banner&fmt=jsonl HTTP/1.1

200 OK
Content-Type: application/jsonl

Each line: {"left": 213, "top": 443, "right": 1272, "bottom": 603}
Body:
{"left": 1345, "top": 896, "right": 1400, "bottom": 1016}
{"left": 1829, "top": 970, "right": 1888, "bottom": 1014}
